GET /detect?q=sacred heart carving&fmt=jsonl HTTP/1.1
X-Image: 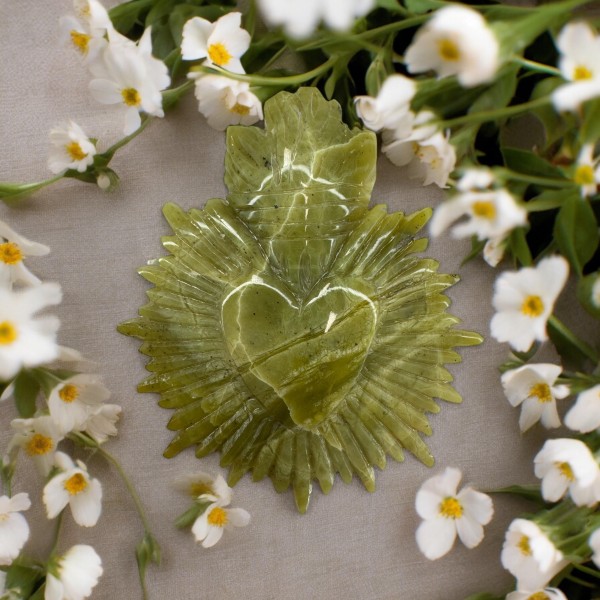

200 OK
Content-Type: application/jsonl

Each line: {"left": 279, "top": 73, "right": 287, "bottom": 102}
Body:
{"left": 118, "top": 87, "right": 482, "bottom": 513}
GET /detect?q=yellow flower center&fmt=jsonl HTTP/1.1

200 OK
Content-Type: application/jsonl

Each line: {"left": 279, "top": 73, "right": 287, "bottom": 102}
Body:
{"left": 472, "top": 200, "right": 496, "bottom": 220}
{"left": 529, "top": 382, "right": 552, "bottom": 403}
{"left": 231, "top": 103, "right": 250, "bottom": 116}
{"left": 70, "top": 30, "right": 91, "bottom": 54}
{"left": 207, "top": 506, "right": 228, "bottom": 527}
{"left": 574, "top": 164, "right": 595, "bottom": 186}
{"left": 64, "top": 472, "right": 88, "bottom": 495}
{"left": 521, "top": 295, "right": 544, "bottom": 317}
{"left": 0, "top": 514, "right": 8, "bottom": 522}
{"left": 66, "top": 142, "right": 88, "bottom": 162}
{"left": 190, "top": 482, "right": 214, "bottom": 497}
{"left": 517, "top": 534, "right": 532, "bottom": 556}
{"left": 0, "top": 242, "right": 23, "bottom": 265}
{"left": 557, "top": 461, "right": 574, "bottom": 481}
{"left": 439, "top": 497, "right": 463, "bottom": 519}
{"left": 574, "top": 65, "right": 593, "bottom": 81}
{"left": 528, "top": 593, "right": 550, "bottom": 600}
{"left": 438, "top": 38, "right": 461, "bottom": 61}
{"left": 0, "top": 321, "right": 18, "bottom": 345}
{"left": 208, "top": 43, "right": 232, "bottom": 66}
{"left": 121, "top": 88, "right": 141, "bottom": 107}
{"left": 58, "top": 384, "right": 80, "bottom": 404}
{"left": 25, "top": 433, "right": 54, "bottom": 456}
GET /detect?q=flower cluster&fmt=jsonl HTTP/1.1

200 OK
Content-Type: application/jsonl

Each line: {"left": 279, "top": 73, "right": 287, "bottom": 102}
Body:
{"left": 0, "top": 217, "right": 122, "bottom": 598}
{"left": 175, "top": 472, "right": 250, "bottom": 549}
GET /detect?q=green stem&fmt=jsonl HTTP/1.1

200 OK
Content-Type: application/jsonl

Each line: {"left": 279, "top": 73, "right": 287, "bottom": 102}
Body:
{"left": 49, "top": 512, "right": 63, "bottom": 557}
{"left": 201, "top": 56, "right": 338, "bottom": 87}
{"left": 497, "top": 168, "right": 571, "bottom": 191}
{"left": 513, "top": 57, "right": 561, "bottom": 77}
{"left": 548, "top": 315, "right": 600, "bottom": 365}
{"left": 439, "top": 97, "right": 550, "bottom": 129}
{"left": 566, "top": 573, "right": 596, "bottom": 588}
{"left": 0, "top": 176, "right": 63, "bottom": 203}
{"left": 352, "top": 15, "right": 429, "bottom": 41}
{"left": 574, "top": 563, "right": 600, "bottom": 579}
{"left": 100, "top": 117, "right": 153, "bottom": 162}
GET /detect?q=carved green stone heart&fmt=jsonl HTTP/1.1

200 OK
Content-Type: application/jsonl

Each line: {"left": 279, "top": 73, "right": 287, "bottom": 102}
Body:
{"left": 222, "top": 276, "right": 378, "bottom": 429}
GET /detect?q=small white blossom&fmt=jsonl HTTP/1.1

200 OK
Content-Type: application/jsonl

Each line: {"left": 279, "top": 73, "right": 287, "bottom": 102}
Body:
{"left": 48, "top": 374, "right": 110, "bottom": 435}
{"left": 590, "top": 528, "right": 600, "bottom": 568}
{"left": 10, "top": 416, "right": 64, "bottom": 476}
{"left": 572, "top": 144, "right": 600, "bottom": 198}
{"left": 0, "top": 493, "right": 31, "bottom": 566}
{"left": 405, "top": 5, "right": 499, "bottom": 87}
{"left": 565, "top": 384, "right": 600, "bottom": 433}
{"left": 181, "top": 13, "right": 250, "bottom": 74}
{"left": 174, "top": 472, "right": 233, "bottom": 504}
{"left": 354, "top": 74, "right": 416, "bottom": 132}
{"left": 192, "top": 501, "right": 250, "bottom": 548}
{"left": 430, "top": 188, "right": 526, "bottom": 241}
{"left": 73, "top": 0, "right": 112, "bottom": 30}
{"left": 44, "top": 453, "right": 102, "bottom": 527}
{"left": 80, "top": 403, "right": 121, "bottom": 443}
{"left": 552, "top": 22, "right": 600, "bottom": 112}
{"left": 48, "top": 121, "right": 96, "bottom": 175}
{"left": 0, "top": 221, "right": 50, "bottom": 288}
{"left": 89, "top": 27, "right": 170, "bottom": 134}
{"left": 490, "top": 256, "right": 569, "bottom": 352}
{"left": 0, "top": 283, "right": 62, "bottom": 381}
{"left": 500, "top": 364, "right": 569, "bottom": 432}
{"left": 483, "top": 235, "right": 508, "bottom": 267}
{"left": 415, "top": 467, "right": 493, "bottom": 560}
{"left": 258, "top": 0, "right": 374, "bottom": 39}
{"left": 501, "top": 519, "right": 567, "bottom": 591}
{"left": 534, "top": 438, "right": 600, "bottom": 506}
{"left": 506, "top": 588, "right": 567, "bottom": 600}
{"left": 383, "top": 111, "right": 456, "bottom": 188}
{"left": 189, "top": 73, "right": 263, "bottom": 130}
{"left": 45, "top": 544, "right": 103, "bottom": 600}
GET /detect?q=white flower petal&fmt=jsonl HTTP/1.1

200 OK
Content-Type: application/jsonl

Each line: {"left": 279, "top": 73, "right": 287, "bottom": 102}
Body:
{"left": 202, "top": 525, "right": 224, "bottom": 548}
{"left": 456, "top": 515, "right": 484, "bottom": 548}
{"left": 415, "top": 516, "right": 457, "bottom": 560}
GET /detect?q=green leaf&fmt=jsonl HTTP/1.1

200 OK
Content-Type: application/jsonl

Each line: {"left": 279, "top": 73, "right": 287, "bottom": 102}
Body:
{"left": 530, "top": 77, "right": 570, "bottom": 148}
{"left": 403, "top": 0, "right": 444, "bottom": 13}
{"left": 324, "top": 53, "right": 353, "bottom": 100}
{"left": 4, "top": 562, "right": 43, "bottom": 598}
{"left": 548, "top": 317, "right": 594, "bottom": 370}
{"left": 577, "top": 272, "right": 600, "bottom": 320}
{"left": 12, "top": 371, "right": 41, "bottom": 418}
{"left": 461, "top": 236, "right": 486, "bottom": 266}
{"left": 364, "top": 49, "right": 391, "bottom": 97}
{"left": 151, "top": 22, "right": 176, "bottom": 59}
{"left": 581, "top": 99, "right": 600, "bottom": 145}
{"left": 174, "top": 500, "right": 211, "bottom": 529}
{"left": 136, "top": 532, "right": 161, "bottom": 594}
{"left": 109, "top": 0, "right": 154, "bottom": 34}
{"left": 508, "top": 227, "right": 532, "bottom": 266}
{"left": 145, "top": 0, "right": 178, "bottom": 26}
{"left": 492, "top": 484, "right": 545, "bottom": 504}
{"left": 553, "top": 194, "right": 599, "bottom": 275}
{"left": 464, "top": 594, "right": 505, "bottom": 600}
{"left": 525, "top": 188, "right": 569, "bottom": 213}
{"left": 375, "top": 0, "right": 406, "bottom": 12}
{"left": 468, "top": 65, "right": 519, "bottom": 114}
{"left": 502, "top": 147, "right": 564, "bottom": 179}
{"left": 29, "top": 368, "right": 75, "bottom": 398}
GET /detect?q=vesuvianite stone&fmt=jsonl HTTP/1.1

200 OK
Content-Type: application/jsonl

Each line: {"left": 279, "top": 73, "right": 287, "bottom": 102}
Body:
{"left": 119, "top": 87, "right": 483, "bottom": 513}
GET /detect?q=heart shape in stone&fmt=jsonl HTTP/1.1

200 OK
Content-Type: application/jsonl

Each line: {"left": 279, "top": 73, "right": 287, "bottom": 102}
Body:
{"left": 222, "top": 275, "right": 378, "bottom": 429}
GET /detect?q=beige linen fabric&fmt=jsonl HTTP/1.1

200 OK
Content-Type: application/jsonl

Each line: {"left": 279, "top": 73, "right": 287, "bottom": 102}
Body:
{"left": 0, "top": 2, "right": 577, "bottom": 598}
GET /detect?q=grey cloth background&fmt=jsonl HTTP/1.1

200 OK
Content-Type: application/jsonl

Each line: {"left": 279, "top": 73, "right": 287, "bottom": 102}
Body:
{"left": 0, "top": 2, "right": 579, "bottom": 599}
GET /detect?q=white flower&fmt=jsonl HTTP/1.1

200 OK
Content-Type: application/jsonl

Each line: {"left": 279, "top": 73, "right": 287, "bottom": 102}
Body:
{"left": 552, "top": 22, "right": 600, "bottom": 112}
{"left": 174, "top": 472, "right": 233, "bottom": 504}
{"left": 490, "top": 256, "right": 569, "bottom": 352}
{"left": 534, "top": 438, "right": 600, "bottom": 506}
{"left": 89, "top": 27, "right": 170, "bottom": 134}
{"left": 192, "top": 501, "right": 250, "bottom": 548}
{"left": 80, "top": 403, "right": 121, "bottom": 443}
{"left": 430, "top": 188, "right": 527, "bottom": 241}
{"left": 590, "top": 528, "right": 600, "bottom": 568}
{"left": 0, "top": 493, "right": 31, "bottom": 566}
{"left": 383, "top": 111, "right": 456, "bottom": 188}
{"left": 354, "top": 75, "right": 416, "bottom": 132}
{"left": 190, "top": 73, "right": 263, "bottom": 130}
{"left": 500, "top": 364, "right": 569, "bottom": 432}
{"left": 10, "top": 416, "right": 64, "bottom": 476}
{"left": 258, "top": 0, "right": 374, "bottom": 39}
{"left": 572, "top": 144, "right": 600, "bottom": 197}
{"left": 181, "top": 13, "right": 250, "bottom": 75}
{"left": 404, "top": 6, "right": 499, "bottom": 87}
{"left": 0, "top": 221, "right": 50, "bottom": 287}
{"left": 73, "top": 0, "right": 112, "bottom": 30}
{"left": 456, "top": 168, "right": 495, "bottom": 191}
{"left": 506, "top": 588, "right": 567, "bottom": 600}
{"left": 565, "top": 384, "right": 600, "bottom": 433}
{"left": 415, "top": 467, "right": 494, "bottom": 560}
{"left": 48, "top": 374, "right": 110, "bottom": 435}
{"left": 48, "top": 121, "right": 96, "bottom": 175}
{"left": 43, "top": 453, "right": 102, "bottom": 527}
{"left": 0, "top": 283, "right": 62, "bottom": 381}
{"left": 501, "top": 519, "right": 567, "bottom": 591}
{"left": 45, "top": 545, "right": 103, "bottom": 600}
